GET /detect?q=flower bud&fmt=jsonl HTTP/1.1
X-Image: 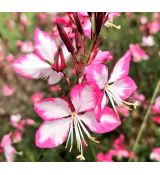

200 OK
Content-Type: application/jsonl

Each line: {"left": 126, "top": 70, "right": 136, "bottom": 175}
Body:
{"left": 72, "top": 13, "right": 83, "bottom": 34}
{"left": 57, "top": 23, "right": 75, "bottom": 54}
{"left": 95, "top": 12, "right": 106, "bottom": 38}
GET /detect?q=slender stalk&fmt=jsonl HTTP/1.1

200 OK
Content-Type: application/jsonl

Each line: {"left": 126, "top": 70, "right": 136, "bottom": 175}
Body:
{"left": 37, "top": 149, "right": 46, "bottom": 161}
{"left": 129, "top": 80, "right": 160, "bottom": 161}
{"left": 89, "top": 142, "right": 96, "bottom": 160}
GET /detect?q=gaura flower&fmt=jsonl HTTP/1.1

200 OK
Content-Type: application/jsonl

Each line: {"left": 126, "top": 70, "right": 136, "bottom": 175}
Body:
{"left": 13, "top": 28, "right": 69, "bottom": 85}
{"left": 150, "top": 147, "right": 160, "bottom": 162}
{"left": 85, "top": 50, "right": 137, "bottom": 119}
{"left": 97, "top": 134, "right": 135, "bottom": 162}
{"left": 129, "top": 44, "right": 149, "bottom": 62}
{"left": 34, "top": 83, "right": 120, "bottom": 160}
{"left": 0, "top": 133, "right": 17, "bottom": 162}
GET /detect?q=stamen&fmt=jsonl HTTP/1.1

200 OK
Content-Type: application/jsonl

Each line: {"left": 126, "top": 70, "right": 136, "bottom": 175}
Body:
{"left": 65, "top": 112, "right": 99, "bottom": 160}
{"left": 105, "top": 21, "right": 121, "bottom": 30}
{"left": 105, "top": 85, "right": 137, "bottom": 112}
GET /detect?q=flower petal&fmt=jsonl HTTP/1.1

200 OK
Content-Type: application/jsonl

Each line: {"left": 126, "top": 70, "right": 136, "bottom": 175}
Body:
{"left": 13, "top": 54, "right": 52, "bottom": 79}
{"left": 108, "top": 50, "right": 132, "bottom": 83}
{"left": 85, "top": 64, "right": 108, "bottom": 89}
{"left": 70, "top": 83, "right": 99, "bottom": 113}
{"left": 88, "top": 50, "right": 113, "bottom": 65}
{"left": 34, "top": 98, "right": 71, "bottom": 121}
{"left": 95, "top": 91, "right": 107, "bottom": 121}
{"left": 34, "top": 28, "right": 57, "bottom": 63}
{"left": 48, "top": 71, "right": 63, "bottom": 85}
{"left": 35, "top": 118, "right": 70, "bottom": 148}
{"left": 110, "top": 76, "right": 137, "bottom": 100}
{"left": 80, "top": 107, "right": 121, "bottom": 134}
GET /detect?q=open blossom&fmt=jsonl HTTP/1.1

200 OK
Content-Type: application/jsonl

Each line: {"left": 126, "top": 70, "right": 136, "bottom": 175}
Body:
{"left": 85, "top": 50, "right": 137, "bottom": 118}
{"left": 10, "top": 114, "right": 35, "bottom": 130}
{"left": 148, "top": 22, "right": 160, "bottom": 34}
{"left": 34, "top": 83, "right": 120, "bottom": 160}
{"left": 130, "top": 44, "right": 149, "bottom": 62}
{"left": 150, "top": 148, "right": 160, "bottom": 161}
{"left": 0, "top": 134, "right": 17, "bottom": 162}
{"left": 87, "top": 49, "right": 113, "bottom": 66}
{"left": 97, "top": 134, "right": 134, "bottom": 162}
{"left": 13, "top": 28, "right": 69, "bottom": 85}
{"left": 141, "top": 35, "right": 155, "bottom": 47}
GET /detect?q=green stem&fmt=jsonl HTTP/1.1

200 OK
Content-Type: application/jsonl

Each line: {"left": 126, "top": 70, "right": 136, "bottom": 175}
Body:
{"left": 89, "top": 142, "right": 96, "bottom": 160}
{"left": 83, "top": 38, "right": 95, "bottom": 65}
{"left": 129, "top": 80, "right": 160, "bottom": 161}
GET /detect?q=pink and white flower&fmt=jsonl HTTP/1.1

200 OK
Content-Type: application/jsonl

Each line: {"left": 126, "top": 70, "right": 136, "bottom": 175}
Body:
{"left": 0, "top": 133, "right": 17, "bottom": 162}
{"left": 13, "top": 28, "right": 69, "bottom": 85}
{"left": 150, "top": 147, "right": 160, "bottom": 162}
{"left": 34, "top": 83, "right": 120, "bottom": 160}
{"left": 97, "top": 134, "right": 135, "bottom": 162}
{"left": 85, "top": 50, "right": 137, "bottom": 119}
{"left": 130, "top": 44, "right": 149, "bottom": 62}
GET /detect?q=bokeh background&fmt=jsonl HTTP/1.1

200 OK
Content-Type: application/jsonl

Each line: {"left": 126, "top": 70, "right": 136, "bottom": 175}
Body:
{"left": 0, "top": 12, "right": 160, "bottom": 162}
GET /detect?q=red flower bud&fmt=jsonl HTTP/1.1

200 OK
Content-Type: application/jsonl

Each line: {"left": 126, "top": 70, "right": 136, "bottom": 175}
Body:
{"left": 57, "top": 23, "right": 75, "bottom": 54}
{"left": 95, "top": 12, "right": 106, "bottom": 38}
{"left": 72, "top": 13, "right": 83, "bottom": 34}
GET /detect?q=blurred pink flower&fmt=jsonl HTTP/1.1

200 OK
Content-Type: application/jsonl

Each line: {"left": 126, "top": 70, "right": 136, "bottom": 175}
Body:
{"left": 150, "top": 148, "right": 160, "bottom": 161}
{"left": 97, "top": 134, "right": 134, "bottom": 162}
{"left": 152, "top": 96, "right": 160, "bottom": 114}
{"left": 152, "top": 96, "right": 160, "bottom": 124}
{"left": 31, "top": 92, "right": 44, "bottom": 103}
{"left": 10, "top": 114, "right": 35, "bottom": 131}
{"left": 49, "top": 85, "right": 61, "bottom": 92}
{"left": 20, "top": 14, "right": 30, "bottom": 27}
{"left": 6, "top": 54, "right": 15, "bottom": 62}
{"left": 2, "top": 84, "right": 15, "bottom": 96}
{"left": 0, "top": 133, "right": 16, "bottom": 162}
{"left": 141, "top": 36, "right": 155, "bottom": 47}
{"left": 131, "top": 91, "right": 145, "bottom": 106}
{"left": 152, "top": 116, "right": 160, "bottom": 124}
{"left": 130, "top": 44, "right": 149, "bottom": 62}
{"left": 12, "top": 130, "right": 23, "bottom": 143}
{"left": 148, "top": 22, "right": 160, "bottom": 34}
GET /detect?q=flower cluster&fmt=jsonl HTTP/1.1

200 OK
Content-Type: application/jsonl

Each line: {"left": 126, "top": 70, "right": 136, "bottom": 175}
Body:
{"left": 12, "top": 12, "right": 137, "bottom": 160}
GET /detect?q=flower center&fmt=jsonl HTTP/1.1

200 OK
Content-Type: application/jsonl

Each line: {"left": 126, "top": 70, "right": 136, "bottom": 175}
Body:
{"left": 105, "top": 84, "right": 137, "bottom": 114}
{"left": 65, "top": 112, "right": 99, "bottom": 160}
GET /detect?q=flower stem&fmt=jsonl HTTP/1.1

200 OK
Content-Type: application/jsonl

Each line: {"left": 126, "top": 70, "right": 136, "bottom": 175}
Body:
{"left": 129, "top": 80, "right": 160, "bottom": 161}
{"left": 37, "top": 149, "right": 46, "bottom": 161}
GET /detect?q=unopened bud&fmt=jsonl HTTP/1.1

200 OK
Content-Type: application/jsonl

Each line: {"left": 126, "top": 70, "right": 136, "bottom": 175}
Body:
{"left": 57, "top": 23, "right": 75, "bottom": 54}
{"left": 95, "top": 12, "right": 106, "bottom": 38}
{"left": 73, "top": 13, "right": 83, "bottom": 34}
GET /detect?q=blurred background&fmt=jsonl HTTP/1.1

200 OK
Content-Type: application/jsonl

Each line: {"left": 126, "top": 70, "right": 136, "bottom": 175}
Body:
{"left": 0, "top": 12, "right": 160, "bottom": 162}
